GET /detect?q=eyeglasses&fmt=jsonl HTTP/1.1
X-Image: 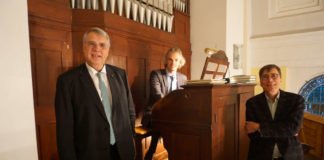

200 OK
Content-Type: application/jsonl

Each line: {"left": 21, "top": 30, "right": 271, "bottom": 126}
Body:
{"left": 86, "top": 41, "right": 109, "bottom": 49}
{"left": 261, "top": 73, "right": 280, "bottom": 81}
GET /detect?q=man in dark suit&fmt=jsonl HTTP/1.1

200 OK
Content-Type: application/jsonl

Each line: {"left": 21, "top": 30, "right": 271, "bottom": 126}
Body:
{"left": 55, "top": 27, "right": 136, "bottom": 160}
{"left": 141, "top": 47, "right": 187, "bottom": 160}
{"left": 245, "top": 64, "right": 305, "bottom": 160}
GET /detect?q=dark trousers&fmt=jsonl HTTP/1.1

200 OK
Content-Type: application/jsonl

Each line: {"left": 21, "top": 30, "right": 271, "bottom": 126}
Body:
{"left": 111, "top": 144, "right": 121, "bottom": 160}
{"left": 144, "top": 131, "right": 160, "bottom": 160}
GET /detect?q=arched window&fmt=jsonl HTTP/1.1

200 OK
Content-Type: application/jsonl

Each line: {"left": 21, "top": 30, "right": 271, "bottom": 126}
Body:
{"left": 299, "top": 74, "right": 324, "bottom": 116}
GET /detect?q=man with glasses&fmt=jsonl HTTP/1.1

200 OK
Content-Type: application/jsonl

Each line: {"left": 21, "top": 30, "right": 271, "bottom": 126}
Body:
{"left": 245, "top": 64, "right": 305, "bottom": 160}
{"left": 55, "top": 27, "right": 136, "bottom": 160}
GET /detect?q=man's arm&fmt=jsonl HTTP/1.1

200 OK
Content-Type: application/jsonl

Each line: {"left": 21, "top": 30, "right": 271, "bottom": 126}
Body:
{"left": 150, "top": 70, "right": 164, "bottom": 102}
{"left": 55, "top": 76, "right": 77, "bottom": 160}
{"left": 245, "top": 121, "right": 260, "bottom": 134}
{"left": 144, "top": 71, "right": 164, "bottom": 114}
{"left": 245, "top": 99, "right": 262, "bottom": 139}
{"left": 177, "top": 72, "right": 187, "bottom": 88}
{"left": 259, "top": 95, "right": 305, "bottom": 138}
{"left": 141, "top": 70, "right": 164, "bottom": 127}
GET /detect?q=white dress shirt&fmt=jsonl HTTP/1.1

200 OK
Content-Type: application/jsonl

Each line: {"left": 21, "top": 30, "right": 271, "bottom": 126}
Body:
{"left": 266, "top": 93, "right": 281, "bottom": 158}
{"left": 166, "top": 71, "right": 177, "bottom": 92}
{"left": 85, "top": 63, "right": 113, "bottom": 103}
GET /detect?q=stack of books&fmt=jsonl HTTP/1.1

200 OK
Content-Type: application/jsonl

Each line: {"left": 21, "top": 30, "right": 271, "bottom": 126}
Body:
{"left": 229, "top": 75, "right": 256, "bottom": 84}
{"left": 186, "top": 79, "right": 227, "bottom": 85}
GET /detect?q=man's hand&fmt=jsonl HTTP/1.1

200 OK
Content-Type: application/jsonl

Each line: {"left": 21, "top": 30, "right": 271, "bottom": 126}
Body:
{"left": 245, "top": 121, "right": 260, "bottom": 134}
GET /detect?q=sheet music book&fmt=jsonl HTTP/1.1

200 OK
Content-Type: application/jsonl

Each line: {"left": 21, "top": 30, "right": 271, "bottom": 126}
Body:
{"left": 229, "top": 75, "right": 256, "bottom": 84}
{"left": 186, "top": 79, "right": 227, "bottom": 85}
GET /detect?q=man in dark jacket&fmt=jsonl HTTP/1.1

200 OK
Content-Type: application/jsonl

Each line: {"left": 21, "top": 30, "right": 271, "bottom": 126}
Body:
{"left": 245, "top": 64, "right": 304, "bottom": 160}
{"left": 55, "top": 27, "right": 136, "bottom": 160}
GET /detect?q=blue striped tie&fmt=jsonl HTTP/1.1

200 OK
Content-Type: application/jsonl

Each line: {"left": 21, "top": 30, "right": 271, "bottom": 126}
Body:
{"left": 169, "top": 75, "right": 174, "bottom": 92}
{"left": 97, "top": 72, "right": 116, "bottom": 144}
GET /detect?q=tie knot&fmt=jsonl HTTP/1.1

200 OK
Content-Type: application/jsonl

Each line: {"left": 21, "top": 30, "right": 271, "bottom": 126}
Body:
{"left": 97, "top": 72, "right": 105, "bottom": 79}
{"left": 169, "top": 75, "right": 175, "bottom": 92}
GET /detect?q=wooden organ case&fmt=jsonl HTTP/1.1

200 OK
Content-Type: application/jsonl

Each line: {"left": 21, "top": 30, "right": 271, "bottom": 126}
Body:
{"left": 152, "top": 84, "right": 255, "bottom": 160}
{"left": 28, "top": 0, "right": 191, "bottom": 159}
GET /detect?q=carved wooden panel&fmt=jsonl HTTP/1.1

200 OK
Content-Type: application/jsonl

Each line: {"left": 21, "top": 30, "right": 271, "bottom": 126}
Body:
{"left": 127, "top": 57, "right": 147, "bottom": 115}
{"left": 28, "top": 0, "right": 71, "bottom": 23}
{"left": 173, "top": 134, "right": 200, "bottom": 160}
{"left": 29, "top": 22, "right": 72, "bottom": 108}
{"left": 322, "top": 129, "right": 324, "bottom": 160}
{"left": 152, "top": 85, "right": 255, "bottom": 160}
{"left": 33, "top": 49, "right": 62, "bottom": 106}
{"left": 28, "top": 1, "right": 72, "bottom": 160}
{"left": 174, "top": 11, "right": 190, "bottom": 42}
{"left": 303, "top": 113, "right": 324, "bottom": 160}
{"left": 238, "top": 91, "right": 254, "bottom": 160}
{"left": 110, "top": 55, "right": 127, "bottom": 70}
{"left": 30, "top": 34, "right": 71, "bottom": 160}
{"left": 36, "top": 121, "right": 57, "bottom": 160}
{"left": 214, "top": 96, "right": 237, "bottom": 160}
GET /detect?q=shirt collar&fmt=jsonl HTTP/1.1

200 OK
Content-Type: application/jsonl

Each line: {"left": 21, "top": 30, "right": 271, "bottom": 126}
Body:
{"left": 265, "top": 91, "right": 280, "bottom": 103}
{"left": 166, "top": 70, "right": 176, "bottom": 78}
{"left": 85, "top": 63, "right": 106, "bottom": 75}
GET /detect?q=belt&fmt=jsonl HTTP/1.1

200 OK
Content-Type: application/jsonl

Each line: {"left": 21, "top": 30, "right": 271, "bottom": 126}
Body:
{"left": 110, "top": 143, "right": 117, "bottom": 150}
{"left": 110, "top": 143, "right": 120, "bottom": 160}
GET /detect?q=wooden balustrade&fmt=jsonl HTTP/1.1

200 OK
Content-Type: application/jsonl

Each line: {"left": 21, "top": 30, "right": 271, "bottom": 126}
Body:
{"left": 303, "top": 112, "right": 324, "bottom": 159}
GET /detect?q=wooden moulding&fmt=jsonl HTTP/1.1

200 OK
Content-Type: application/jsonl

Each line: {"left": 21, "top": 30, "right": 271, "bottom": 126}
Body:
{"left": 304, "top": 112, "right": 324, "bottom": 125}
{"left": 28, "top": 0, "right": 72, "bottom": 24}
{"left": 72, "top": 10, "right": 176, "bottom": 44}
{"left": 71, "top": 9, "right": 191, "bottom": 49}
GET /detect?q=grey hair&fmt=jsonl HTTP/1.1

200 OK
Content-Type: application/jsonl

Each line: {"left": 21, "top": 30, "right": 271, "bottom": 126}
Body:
{"left": 83, "top": 27, "right": 111, "bottom": 47}
{"left": 163, "top": 47, "right": 186, "bottom": 69}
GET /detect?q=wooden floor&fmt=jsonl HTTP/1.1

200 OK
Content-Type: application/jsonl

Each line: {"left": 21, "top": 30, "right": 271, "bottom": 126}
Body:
{"left": 151, "top": 153, "right": 320, "bottom": 160}
{"left": 305, "top": 154, "right": 320, "bottom": 160}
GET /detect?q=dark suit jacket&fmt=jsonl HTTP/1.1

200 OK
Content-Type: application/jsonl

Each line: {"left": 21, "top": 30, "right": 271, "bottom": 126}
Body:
{"left": 55, "top": 64, "right": 136, "bottom": 160}
{"left": 141, "top": 69, "right": 187, "bottom": 127}
{"left": 246, "top": 90, "right": 305, "bottom": 160}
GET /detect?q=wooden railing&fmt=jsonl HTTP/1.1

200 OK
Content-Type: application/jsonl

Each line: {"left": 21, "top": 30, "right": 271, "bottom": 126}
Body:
{"left": 303, "top": 112, "right": 324, "bottom": 159}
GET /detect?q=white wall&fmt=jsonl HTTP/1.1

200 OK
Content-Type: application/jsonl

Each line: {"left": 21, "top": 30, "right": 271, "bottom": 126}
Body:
{"left": 226, "top": 0, "right": 244, "bottom": 75}
{"left": 190, "top": 0, "right": 226, "bottom": 79}
{"left": 0, "top": 1, "right": 38, "bottom": 160}
{"left": 190, "top": 0, "right": 245, "bottom": 79}
{"left": 251, "top": 0, "right": 324, "bottom": 37}
{"left": 249, "top": 0, "right": 324, "bottom": 93}
{"left": 250, "top": 30, "right": 324, "bottom": 93}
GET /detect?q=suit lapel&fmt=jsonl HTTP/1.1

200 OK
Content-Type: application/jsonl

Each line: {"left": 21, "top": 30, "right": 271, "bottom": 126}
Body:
{"left": 161, "top": 69, "right": 169, "bottom": 94}
{"left": 176, "top": 72, "right": 180, "bottom": 89}
{"left": 105, "top": 65, "right": 119, "bottom": 116}
{"left": 259, "top": 93, "right": 273, "bottom": 120}
{"left": 274, "top": 90, "right": 286, "bottom": 120}
{"left": 176, "top": 72, "right": 185, "bottom": 89}
{"left": 79, "top": 64, "right": 109, "bottom": 123}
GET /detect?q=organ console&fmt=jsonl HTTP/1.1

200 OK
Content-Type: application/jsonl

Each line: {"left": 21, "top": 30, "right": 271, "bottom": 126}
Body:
{"left": 152, "top": 83, "right": 255, "bottom": 160}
